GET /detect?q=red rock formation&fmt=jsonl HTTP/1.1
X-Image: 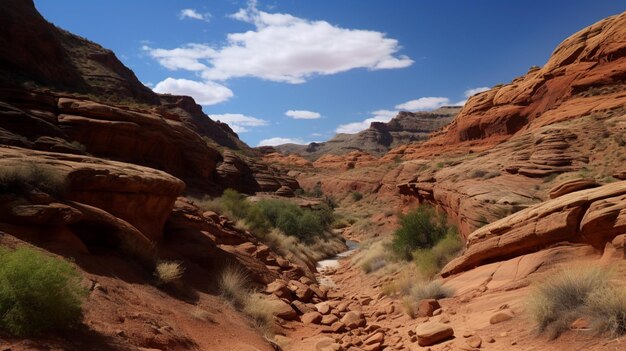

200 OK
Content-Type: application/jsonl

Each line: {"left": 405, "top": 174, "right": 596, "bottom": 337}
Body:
{"left": 442, "top": 181, "right": 626, "bottom": 277}
{"left": 388, "top": 12, "right": 626, "bottom": 159}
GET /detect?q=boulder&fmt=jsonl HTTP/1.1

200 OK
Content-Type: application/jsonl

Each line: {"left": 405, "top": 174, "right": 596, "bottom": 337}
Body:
{"left": 302, "top": 311, "right": 323, "bottom": 324}
{"left": 417, "top": 299, "right": 441, "bottom": 317}
{"left": 341, "top": 311, "right": 366, "bottom": 329}
{"left": 489, "top": 310, "right": 514, "bottom": 324}
{"left": 415, "top": 322, "right": 454, "bottom": 346}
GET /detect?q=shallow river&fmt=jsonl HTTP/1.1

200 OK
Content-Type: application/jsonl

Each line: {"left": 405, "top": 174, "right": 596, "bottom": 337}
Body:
{"left": 316, "top": 240, "right": 359, "bottom": 287}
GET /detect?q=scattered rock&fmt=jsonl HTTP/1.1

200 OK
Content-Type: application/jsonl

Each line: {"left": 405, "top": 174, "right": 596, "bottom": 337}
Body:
{"left": 467, "top": 335, "right": 482, "bottom": 348}
{"left": 417, "top": 299, "right": 441, "bottom": 317}
{"left": 302, "top": 311, "right": 323, "bottom": 324}
{"left": 341, "top": 311, "right": 367, "bottom": 329}
{"left": 321, "top": 314, "right": 340, "bottom": 326}
{"left": 415, "top": 322, "right": 454, "bottom": 346}
{"left": 489, "top": 310, "right": 514, "bottom": 324}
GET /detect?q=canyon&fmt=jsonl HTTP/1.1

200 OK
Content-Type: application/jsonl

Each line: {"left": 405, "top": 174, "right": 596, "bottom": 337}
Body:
{"left": 0, "top": 1, "right": 625, "bottom": 351}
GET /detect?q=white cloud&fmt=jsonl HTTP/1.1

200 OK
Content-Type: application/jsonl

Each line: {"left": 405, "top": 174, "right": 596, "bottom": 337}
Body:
{"left": 258, "top": 137, "right": 307, "bottom": 146}
{"left": 145, "top": 1, "right": 412, "bottom": 84}
{"left": 395, "top": 97, "right": 450, "bottom": 111}
{"left": 153, "top": 78, "right": 233, "bottom": 105}
{"left": 210, "top": 113, "right": 268, "bottom": 133}
{"left": 179, "top": 9, "right": 210, "bottom": 21}
{"left": 335, "top": 109, "right": 399, "bottom": 134}
{"left": 464, "top": 86, "right": 490, "bottom": 98}
{"left": 285, "top": 110, "right": 321, "bottom": 119}
{"left": 454, "top": 87, "right": 491, "bottom": 106}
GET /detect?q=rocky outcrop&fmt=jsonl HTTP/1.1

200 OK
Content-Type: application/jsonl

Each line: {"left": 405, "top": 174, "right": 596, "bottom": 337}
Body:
{"left": 273, "top": 107, "right": 460, "bottom": 159}
{"left": 57, "top": 98, "right": 221, "bottom": 189}
{"left": 442, "top": 181, "right": 626, "bottom": 276}
{"left": 388, "top": 12, "right": 626, "bottom": 159}
{"left": 549, "top": 178, "right": 599, "bottom": 198}
{"left": 314, "top": 151, "right": 380, "bottom": 170}
{"left": 0, "top": 146, "right": 186, "bottom": 259}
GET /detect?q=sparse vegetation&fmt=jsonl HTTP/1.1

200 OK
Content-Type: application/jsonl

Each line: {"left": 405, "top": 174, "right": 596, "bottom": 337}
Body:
{"left": 218, "top": 266, "right": 277, "bottom": 335}
{"left": 351, "top": 191, "right": 363, "bottom": 201}
{"left": 0, "top": 247, "right": 86, "bottom": 336}
{"left": 219, "top": 266, "right": 250, "bottom": 308}
{"left": 412, "top": 229, "right": 463, "bottom": 278}
{"left": 527, "top": 266, "right": 626, "bottom": 339}
{"left": 586, "top": 285, "right": 626, "bottom": 336}
{"left": 0, "top": 163, "right": 67, "bottom": 198}
{"left": 154, "top": 260, "right": 185, "bottom": 285}
{"left": 392, "top": 206, "right": 452, "bottom": 260}
{"left": 352, "top": 240, "right": 392, "bottom": 273}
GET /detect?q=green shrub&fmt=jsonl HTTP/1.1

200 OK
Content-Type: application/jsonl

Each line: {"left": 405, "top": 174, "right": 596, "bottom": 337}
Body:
{"left": 392, "top": 206, "right": 449, "bottom": 260}
{"left": 412, "top": 229, "right": 463, "bottom": 277}
{"left": 0, "top": 163, "right": 66, "bottom": 198}
{"left": 252, "top": 199, "right": 331, "bottom": 243}
{"left": 244, "top": 206, "right": 272, "bottom": 235}
{"left": 0, "top": 247, "right": 86, "bottom": 336}
{"left": 293, "top": 188, "right": 305, "bottom": 196}
{"left": 351, "top": 191, "right": 363, "bottom": 201}
{"left": 220, "top": 188, "right": 250, "bottom": 219}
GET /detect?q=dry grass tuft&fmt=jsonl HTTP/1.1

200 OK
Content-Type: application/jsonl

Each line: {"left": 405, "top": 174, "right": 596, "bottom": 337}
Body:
{"left": 352, "top": 240, "right": 391, "bottom": 274}
{"left": 586, "top": 285, "right": 626, "bottom": 336}
{"left": 154, "top": 261, "right": 185, "bottom": 285}
{"left": 526, "top": 265, "right": 624, "bottom": 339}
{"left": 219, "top": 266, "right": 250, "bottom": 307}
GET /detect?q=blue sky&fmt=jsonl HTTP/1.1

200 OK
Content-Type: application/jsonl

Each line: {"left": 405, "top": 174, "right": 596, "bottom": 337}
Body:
{"left": 35, "top": 1, "right": 625, "bottom": 147}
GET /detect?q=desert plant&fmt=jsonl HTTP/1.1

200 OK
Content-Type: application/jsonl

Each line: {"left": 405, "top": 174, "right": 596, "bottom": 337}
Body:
{"left": 527, "top": 266, "right": 611, "bottom": 339}
{"left": 392, "top": 206, "right": 450, "bottom": 260}
{"left": 219, "top": 266, "right": 250, "bottom": 307}
{"left": 586, "top": 285, "right": 626, "bottom": 336}
{"left": 219, "top": 189, "right": 250, "bottom": 219}
{"left": 351, "top": 191, "right": 363, "bottom": 202}
{"left": 410, "top": 280, "right": 454, "bottom": 301}
{"left": 243, "top": 293, "right": 277, "bottom": 333}
{"left": 0, "top": 163, "right": 66, "bottom": 197}
{"left": 312, "top": 182, "right": 323, "bottom": 198}
{"left": 0, "top": 247, "right": 86, "bottom": 336}
{"left": 154, "top": 260, "right": 185, "bottom": 285}
{"left": 413, "top": 237, "right": 461, "bottom": 278}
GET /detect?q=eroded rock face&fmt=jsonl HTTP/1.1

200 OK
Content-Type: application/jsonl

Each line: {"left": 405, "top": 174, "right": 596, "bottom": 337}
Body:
{"left": 273, "top": 107, "right": 460, "bottom": 158}
{"left": 0, "top": 146, "right": 184, "bottom": 241}
{"left": 387, "top": 12, "right": 626, "bottom": 159}
{"left": 442, "top": 181, "right": 626, "bottom": 276}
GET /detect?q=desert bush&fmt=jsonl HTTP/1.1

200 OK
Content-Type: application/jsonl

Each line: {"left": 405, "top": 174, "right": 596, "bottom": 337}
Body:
{"left": 527, "top": 266, "right": 611, "bottom": 339}
{"left": 219, "top": 266, "right": 250, "bottom": 308}
{"left": 154, "top": 261, "right": 185, "bottom": 285}
{"left": 243, "top": 293, "right": 277, "bottom": 333}
{"left": 410, "top": 280, "right": 453, "bottom": 301}
{"left": 0, "top": 247, "right": 86, "bottom": 336}
{"left": 412, "top": 230, "right": 463, "bottom": 278}
{"left": 253, "top": 199, "right": 331, "bottom": 243}
{"left": 392, "top": 206, "right": 450, "bottom": 260}
{"left": 220, "top": 188, "right": 250, "bottom": 220}
{"left": 0, "top": 163, "right": 66, "bottom": 197}
{"left": 586, "top": 286, "right": 626, "bottom": 336}
{"left": 191, "top": 195, "right": 223, "bottom": 214}
{"left": 351, "top": 191, "right": 363, "bottom": 201}
{"left": 352, "top": 240, "right": 391, "bottom": 274}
